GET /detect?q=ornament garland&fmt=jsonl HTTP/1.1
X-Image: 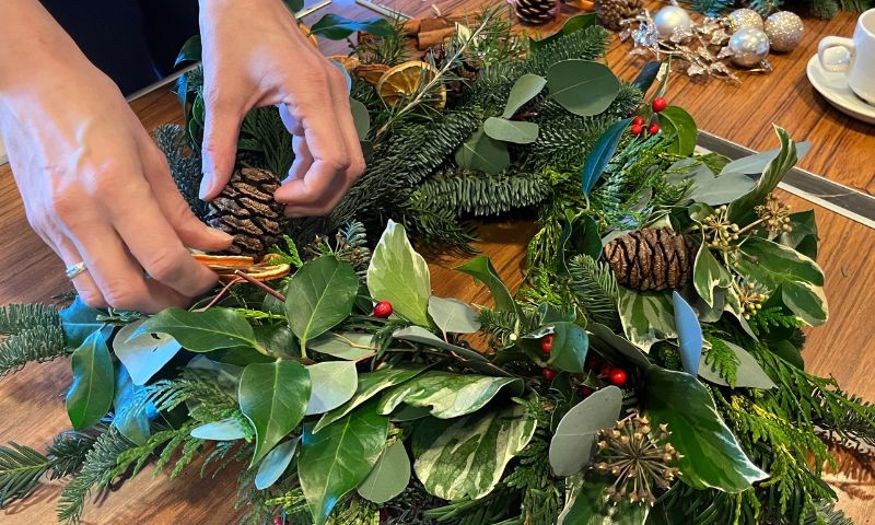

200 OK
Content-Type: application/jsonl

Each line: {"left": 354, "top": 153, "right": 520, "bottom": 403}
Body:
{"left": 0, "top": 8, "right": 872, "bottom": 525}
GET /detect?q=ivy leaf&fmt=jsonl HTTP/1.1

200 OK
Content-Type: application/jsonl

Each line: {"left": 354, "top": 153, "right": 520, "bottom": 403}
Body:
{"left": 138, "top": 307, "right": 259, "bottom": 353}
{"left": 456, "top": 256, "right": 519, "bottom": 317}
{"left": 305, "top": 361, "right": 358, "bottom": 416}
{"left": 298, "top": 401, "right": 389, "bottom": 525}
{"left": 672, "top": 292, "right": 703, "bottom": 377}
{"left": 66, "top": 332, "right": 115, "bottom": 430}
{"left": 239, "top": 361, "right": 311, "bottom": 465}
{"left": 113, "top": 318, "right": 182, "bottom": 385}
{"left": 310, "top": 332, "right": 378, "bottom": 360}
{"left": 350, "top": 98, "right": 370, "bottom": 140}
{"left": 59, "top": 297, "right": 110, "bottom": 349}
{"left": 501, "top": 73, "right": 547, "bottom": 118}
{"left": 549, "top": 386, "right": 622, "bottom": 476}
{"left": 617, "top": 289, "right": 676, "bottom": 351}
{"left": 367, "top": 221, "right": 432, "bottom": 328}
{"left": 546, "top": 322, "right": 590, "bottom": 373}
{"left": 736, "top": 237, "right": 824, "bottom": 288}
{"left": 644, "top": 368, "right": 768, "bottom": 492}
{"left": 413, "top": 404, "right": 536, "bottom": 501}
{"left": 483, "top": 117, "right": 539, "bottom": 144}
{"left": 316, "top": 366, "right": 427, "bottom": 432}
{"left": 728, "top": 127, "right": 798, "bottom": 224}
{"left": 781, "top": 280, "right": 828, "bottom": 326}
{"left": 558, "top": 481, "right": 650, "bottom": 524}
{"left": 547, "top": 60, "right": 620, "bottom": 117}
{"left": 698, "top": 339, "right": 776, "bottom": 389}
{"left": 581, "top": 118, "right": 632, "bottom": 194}
{"left": 454, "top": 128, "right": 510, "bottom": 175}
{"left": 190, "top": 418, "right": 248, "bottom": 440}
{"left": 255, "top": 438, "right": 299, "bottom": 490}
{"left": 286, "top": 256, "right": 359, "bottom": 350}
{"left": 659, "top": 106, "right": 697, "bottom": 156}
{"left": 309, "top": 14, "right": 394, "bottom": 39}
{"left": 357, "top": 441, "right": 411, "bottom": 504}
{"left": 427, "top": 296, "right": 480, "bottom": 336}
{"left": 693, "top": 244, "right": 733, "bottom": 308}
{"left": 377, "top": 371, "right": 523, "bottom": 419}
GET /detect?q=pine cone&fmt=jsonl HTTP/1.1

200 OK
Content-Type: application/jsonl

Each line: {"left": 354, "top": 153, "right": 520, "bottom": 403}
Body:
{"left": 596, "top": 0, "right": 643, "bottom": 30}
{"left": 205, "top": 167, "right": 285, "bottom": 257}
{"left": 513, "top": 0, "right": 558, "bottom": 25}
{"left": 603, "top": 228, "right": 694, "bottom": 292}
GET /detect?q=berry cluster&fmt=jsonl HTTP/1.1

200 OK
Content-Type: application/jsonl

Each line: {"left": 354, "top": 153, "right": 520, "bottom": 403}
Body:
{"left": 540, "top": 335, "right": 629, "bottom": 395}
{"left": 630, "top": 97, "right": 667, "bottom": 137}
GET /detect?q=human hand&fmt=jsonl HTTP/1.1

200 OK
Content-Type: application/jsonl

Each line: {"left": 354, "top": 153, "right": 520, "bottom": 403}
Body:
{"left": 198, "top": 0, "right": 365, "bottom": 216}
{"left": 0, "top": 51, "right": 233, "bottom": 312}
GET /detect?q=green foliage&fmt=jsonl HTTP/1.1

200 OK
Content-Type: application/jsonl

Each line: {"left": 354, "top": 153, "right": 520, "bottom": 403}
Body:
{"left": 567, "top": 255, "right": 620, "bottom": 327}
{"left": 704, "top": 336, "right": 740, "bottom": 386}
{"left": 503, "top": 434, "right": 562, "bottom": 525}
{"left": 0, "top": 303, "right": 67, "bottom": 377}
{"left": 0, "top": 443, "right": 52, "bottom": 508}
{"left": 153, "top": 123, "right": 206, "bottom": 219}
{"left": 352, "top": 15, "right": 410, "bottom": 66}
{"left": 747, "top": 306, "right": 804, "bottom": 337}
{"left": 239, "top": 106, "right": 295, "bottom": 177}
{"left": 409, "top": 169, "right": 551, "bottom": 217}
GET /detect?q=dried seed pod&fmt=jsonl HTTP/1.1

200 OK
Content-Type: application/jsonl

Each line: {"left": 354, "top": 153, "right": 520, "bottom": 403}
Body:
{"left": 205, "top": 167, "right": 285, "bottom": 257}
{"left": 603, "top": 228, "right": 694, "bottom": 291}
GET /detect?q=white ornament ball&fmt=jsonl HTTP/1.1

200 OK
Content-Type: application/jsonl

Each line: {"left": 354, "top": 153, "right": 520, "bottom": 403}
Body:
{"left": 765, "top": 11, "right": 804, "bottom": 52}
{"left": 728, "top": 27, "right": 770, "bottom": 67}
{"left": 654, "top": 6, "right": 692, "bottom": 38}
{"left": 727, "top": 8, "right": 764, "bottom": 31}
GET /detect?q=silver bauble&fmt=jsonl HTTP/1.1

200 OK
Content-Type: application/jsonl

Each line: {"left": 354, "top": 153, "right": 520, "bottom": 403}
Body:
{"left": 727, "top": 8, "right": 764, "bottom": 31}
{"left": 728, "top": 27, "right": 770, "bottom": 67}
{"left": 764, "top": 11, "right": 804, "bottom": 52}
{"left": 654, "top": 5, "right": 692, "bottom": 38}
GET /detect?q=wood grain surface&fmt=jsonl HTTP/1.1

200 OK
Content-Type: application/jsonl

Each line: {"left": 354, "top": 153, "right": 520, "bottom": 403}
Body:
{"left": 0, "top": 1, "right": 873, "bottom": 523}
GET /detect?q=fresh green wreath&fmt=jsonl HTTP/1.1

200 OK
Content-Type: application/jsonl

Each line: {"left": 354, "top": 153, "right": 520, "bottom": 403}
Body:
{"left": 1, "top": 8, "right": 872, "bottom": 525}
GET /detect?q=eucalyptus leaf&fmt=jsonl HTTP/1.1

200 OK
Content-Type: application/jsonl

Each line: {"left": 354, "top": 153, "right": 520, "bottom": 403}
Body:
{"left": 644, "top": 368, "right": 768, "bottom": 492}
{"left": 587, "top": 323, "right": 651, "bottom": 369}
{"left": 414, "top": 404, "right": 536, "bottom": 500}
{"left": 190, "top": 418, "right": 248, "bottom": 440}
{"left": 309, "top": 14, "right": 394, "bottom": 39}
{"left": 546, "top": 322, "right": 590, "bottom": 373}
{"left": 581, "top": 118, "right": 632, "bottom": 194}
{"left": 659, "top": 106, "right": 697, "bottom": 156}
{"left": 728, "top": 127, "right": 798, "bottom": 224}
{"left": 547, "top": 60, "right": 620, "bottom": 117}
{"left": 298, "top": 401, "right": 389, "bottom": 525}
{"left": 686, "top": 169, "right": 757, "bottom": 206}
{"left": 138, "top": 307, "right": 259, "bottom": 353}
{"left": 483, "top": 117, "right": 539, "bottom": 144}
{"left": 59, "top": 297, "right": 111, "bottom": 349}
{"left": 698, "top": 339, "right": 776, "bottom": 389}
{"left": 239, "top": 360, "right": 311, "bottom": 465}
{"left": 501, "top": 74, "right": 547, "bottom": 118}
{"left": 456, "top": 256, "right": 519, "bottom": 317}
{"left": 66, "top": 331, "right": 115, "bottom": 430}
{"left": 782, "top": 280, "right": 828, "bottom": 326}
{"left": 286, "top": 256, "right": 359, "bottom": 350}
{"left": 350, "top": 98, "right": 370, "bottom": 140}
{"left": 693, "top": 243, "right": 732, "bottom": 308}
{"left": 305, "top": 361, "right": 358, "bottom": 415}
{"left": 454, "top": 128, "right": 511, "bottom": 175}
{"left": 255, "top": 438, "right": 299, "bottom": 490}
{"left": 548, "top": 386, "right": 622, "bottom": 476}
{"left": 672, "top": 292, "right": 703, "bottom": 377}
{"left": 357, "top": 441, "right": 411, "bottom": 504}
{"left": 367, "top": 220, "right": 432, "bottom": 327}
{"left": 309, "top": 332, "right": 378, "bottom": 360}
{"left": 617, "top": 289, "right": 676, "bottom": 351}
{"left": 316, "top": 365, "right": 427, "bottom": 432}
{"left": 558, "top": 480, "right": 649, "bottom": 525}
{"left": 377, "top": 371, "right": 523, "bottom": 419}
{"left": 114, "top": 318, "right": 182, "bottom": 385}
{"left": 720, "top": 141, "right": 811, "bottom": 176}
{"left": 736, "top": 237, "right": 824, "bottom": 288}
{"left": 428, "top": 296, "right": 480, "bottom": 336}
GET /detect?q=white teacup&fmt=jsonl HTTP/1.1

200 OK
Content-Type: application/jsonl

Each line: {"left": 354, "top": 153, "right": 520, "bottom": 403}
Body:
{"left": 818, "top": 8, "right": 875, "bottom": 105}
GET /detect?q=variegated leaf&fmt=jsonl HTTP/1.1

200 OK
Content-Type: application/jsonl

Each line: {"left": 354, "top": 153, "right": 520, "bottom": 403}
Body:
{"left": 377, "top": 371, "right": 523, "bottom": 419}
{"left": 617, "top": 289, "right": 676, "bottom": 351}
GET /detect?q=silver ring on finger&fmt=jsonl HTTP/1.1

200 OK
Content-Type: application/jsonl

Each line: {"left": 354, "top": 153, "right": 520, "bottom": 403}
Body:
{"left": 65, "top": 261, "right": 88, "bottom": 280}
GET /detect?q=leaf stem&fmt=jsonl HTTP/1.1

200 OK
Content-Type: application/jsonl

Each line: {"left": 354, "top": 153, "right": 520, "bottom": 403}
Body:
{"left": 233, "top": 271, "right": 287, "bottom": 303}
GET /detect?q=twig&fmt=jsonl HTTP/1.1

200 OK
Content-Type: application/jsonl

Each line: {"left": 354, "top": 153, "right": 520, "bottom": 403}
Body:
{"left": 199, "top": 277, "right": 244, "bottom": 311}
{"left": 233, "top": 271, "right": 287, "bottom": 303}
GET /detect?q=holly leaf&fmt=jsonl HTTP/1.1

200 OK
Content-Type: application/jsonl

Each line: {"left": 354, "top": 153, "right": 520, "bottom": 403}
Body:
{"left": 367, "top": 221, "right": 432, "bottom": 327}
{"left": 357, "top": 441, "right": 411, "bottom": 504}
{"left": 427, "top": 296, "right": 480, "bottom": 336}
{"left": 309, "top": 14, "right": 394, "bottom": 39}
{"left": 672, "top": 291, "right": 703, "bottom": 377}
{"left": 547, "top": 60, "right": 620, "bottom": 117}
{"left": 454, "top": 128, "right": 510, "bottom": 175}
{"left": 138, "top": 307, "right": 259, "bottom": 353}
{"left": 659, "top": 106, "right": 697, "bottom": 156}
{"left": 113, "top": 318, "right": 182, "bottom": 385}
{"left": 305, "top": 361, "right": 358, "bottom": 416}
{"left": 501, "top": 73, "right": 547, "bottom": 118}
{"left": 286, "top": 256, "right": 359, "bottom": 350}
{"left": 548, "top": 386, "right": 622, "bottom": 476}
{"left": 298, "top": 401, "right": 389, "bottom": 525}
{"left": 377, "top": 371, "right": 523, "bottom": 419}
{"left": 239, "top": 361, "right": 311, "bottom": 465}
{"left": 644, "top": 368, "right": 768, "bottom": 492}
{"left": 483, "top": 117, "right": 539, "bottom": 144}
{"left": 66, "top": 332, "right": 115, "bottom": 430}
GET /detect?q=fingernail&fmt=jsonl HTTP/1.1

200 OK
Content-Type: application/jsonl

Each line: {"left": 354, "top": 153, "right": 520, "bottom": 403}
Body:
{"left": 199, "top": 173, "right": 213, "bottom": 200}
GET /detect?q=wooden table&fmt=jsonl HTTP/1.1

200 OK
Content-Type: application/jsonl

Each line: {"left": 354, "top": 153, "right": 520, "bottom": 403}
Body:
{"left": 1, "top": 1, "right": 873, "bottom": 523}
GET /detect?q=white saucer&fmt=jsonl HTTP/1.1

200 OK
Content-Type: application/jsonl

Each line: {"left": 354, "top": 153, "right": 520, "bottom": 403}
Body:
{"left": 806, "top": 54, "right": 875, "bottom": 125}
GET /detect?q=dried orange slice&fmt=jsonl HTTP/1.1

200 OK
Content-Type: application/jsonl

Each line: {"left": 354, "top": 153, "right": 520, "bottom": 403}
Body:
{"left": 355, "top": 64, "right": 390, "bottom": 86}
{"left": 193, "top": 254, "right": 255, "bottom": 269}
{"left": 329, "top": 55, "right": 361, "bottom": 72}
{"left": 376, "top": 61, "right": 446, "bottom": 108}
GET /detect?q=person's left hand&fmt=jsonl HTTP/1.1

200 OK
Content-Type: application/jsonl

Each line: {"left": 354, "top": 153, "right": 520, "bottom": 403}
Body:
{"left": 197, "top": 0, "right": 365, "bottom": 217}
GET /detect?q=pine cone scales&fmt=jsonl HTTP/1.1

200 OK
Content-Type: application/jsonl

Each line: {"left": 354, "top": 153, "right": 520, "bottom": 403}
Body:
{"left": 513, "top": 0, "right": 557, "bottom": 25}
{"left": 603, "top": 228, "right": 694, "bottom": 291}
{"left": 205, "top": 167, "right": 285, "bottom": 257}
{"left": 596, "top": 0, "right": 643, "bottom": 30}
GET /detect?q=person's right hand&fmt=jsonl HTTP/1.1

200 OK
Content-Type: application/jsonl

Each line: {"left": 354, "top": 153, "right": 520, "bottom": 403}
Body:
{"left": 0, "top": 50, "right": 233, "bottom": 313}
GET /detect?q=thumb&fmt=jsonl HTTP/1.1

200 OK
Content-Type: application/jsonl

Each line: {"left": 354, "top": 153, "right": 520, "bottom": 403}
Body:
{"left": 200, "top": 97, "right": 243, "bottom": 201}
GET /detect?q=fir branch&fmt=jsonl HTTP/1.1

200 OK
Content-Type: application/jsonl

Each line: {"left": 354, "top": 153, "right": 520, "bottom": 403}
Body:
{"left": 153, "top": 123, "right": 207, "bottom": 219}
{"left": 567, "top": 255, "right": 621, "bottom": 327}
{"left": 0, "top": 443, "right": 52, "bottom": 508}
{"left": 409, "top": 169, "right": 551, "bottom": 217}
{"left": 352, "top": 15, "right": 410, "bottom": 66}
{"left": 48, "top": 426, "right": 106, "bottom": 479}
{"left": 0, "top": 303, "right": 60, "bottom": 333}
{"left": 0, "top": 325, "right": 68, "bottom": 378}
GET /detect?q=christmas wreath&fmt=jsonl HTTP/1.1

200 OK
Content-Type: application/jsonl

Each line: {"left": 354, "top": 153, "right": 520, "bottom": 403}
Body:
{"left": 1, "top": 8, "right": 873, "bottom": 525}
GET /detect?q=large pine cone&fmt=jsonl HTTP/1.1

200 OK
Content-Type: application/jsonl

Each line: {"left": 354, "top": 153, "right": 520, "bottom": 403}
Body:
{"left": 596, "top": 0, "right": 643, "bottom": 30}
{"left": 603, "top": 228, "right": 694, "bottom": 292}
{"left": 205, "top": 167, "right": 285, "bottom": 257}
{"left": 513, "top": 0, "right": 558, "bottom": 25}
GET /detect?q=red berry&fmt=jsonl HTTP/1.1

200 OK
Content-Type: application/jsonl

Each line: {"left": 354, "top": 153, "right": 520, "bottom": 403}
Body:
{"left": 652, "top": 97, "right": 668, "bottom": 112}
{"left": 608, "top": 368, "right": 628, "bottom": 387}
{"left": 541, "top": 334, "right": 554, "bottom": 354}
{"left": 649, "top": 123, "right": 661, "bottom": 135}
{"left": 373, "top": 300, "right": 393, "bottom": 318}
{"left": 274, "top": 517, "right": 283, "bottom": 525}
{"left": 542, "top": 368, "right": 557, "bottom": 381}
{"left": 580, "top": 386, "right": 594, "bottom": 397}
{"left": 630, "top": 124, "right": 643, "bottom": 136}
{"left": 632, "top": 116, "right": 645, "bottom": 126}
{"left": 585, "top": 354, "right": 601, "bottom": 371}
